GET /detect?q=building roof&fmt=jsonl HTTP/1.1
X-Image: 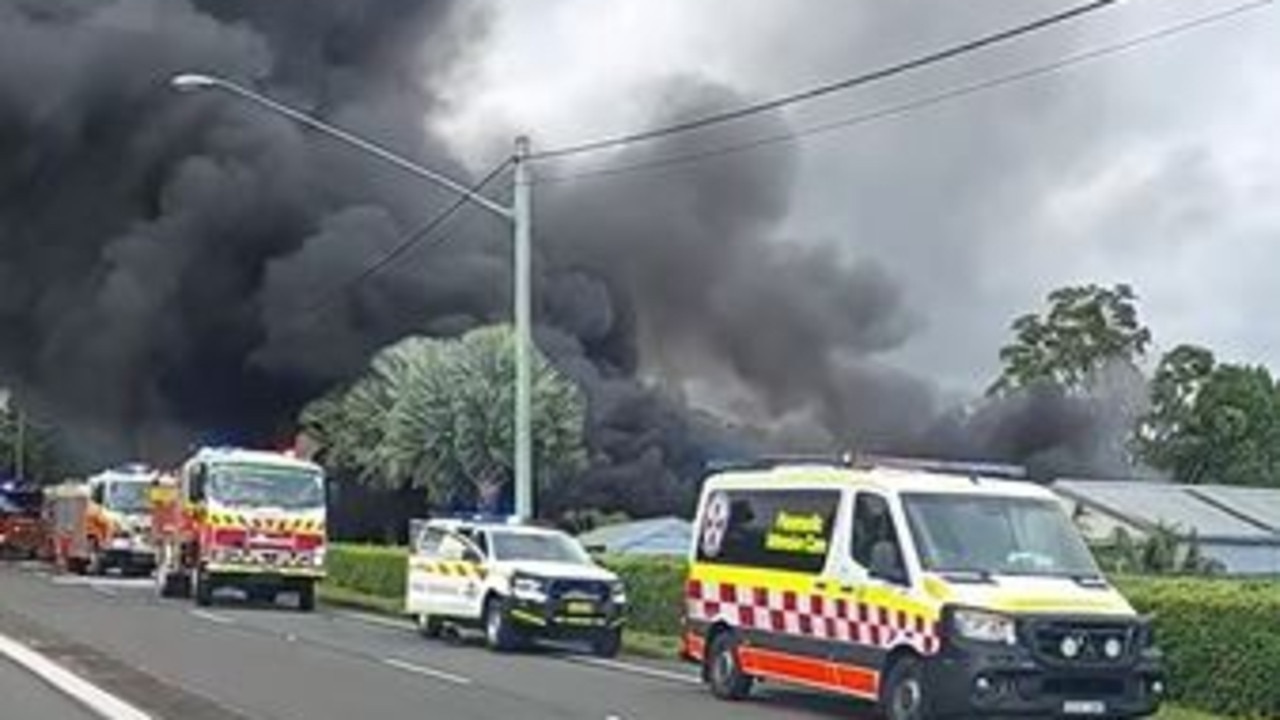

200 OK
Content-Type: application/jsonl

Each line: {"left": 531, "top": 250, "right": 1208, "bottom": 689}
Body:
{"left": 578, "top": 517, "right": 692, "bottom": 556}
{"left": 1188, "top": 485, "right": 1280, "bottom": 533}
{"left": 1054, "top": 479, "right": 1280, "bottom": 543}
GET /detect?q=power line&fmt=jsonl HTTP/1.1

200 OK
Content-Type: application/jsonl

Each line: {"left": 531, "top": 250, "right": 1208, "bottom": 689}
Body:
{"left": 531, "top": 0, "right": 1126, "bottom": 161}
{"left": 532, "top": 0, "right": 1274, "bottom": 187}
{"left": 290, "top": 158, "right": 513, "bottom": 326}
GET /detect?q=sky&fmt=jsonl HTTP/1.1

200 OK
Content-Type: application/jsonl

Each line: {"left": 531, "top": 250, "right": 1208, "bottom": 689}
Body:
{"left": 436, "top": 0, "right": 1280, "bottom": 396}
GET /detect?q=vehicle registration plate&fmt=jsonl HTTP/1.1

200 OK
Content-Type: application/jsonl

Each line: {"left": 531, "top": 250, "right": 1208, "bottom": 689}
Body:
{"left": 566, "top": 601, "right": 595, "bottom": 615}
{"left": 1063, "top": 700, "right": 1107, "bottom": 715}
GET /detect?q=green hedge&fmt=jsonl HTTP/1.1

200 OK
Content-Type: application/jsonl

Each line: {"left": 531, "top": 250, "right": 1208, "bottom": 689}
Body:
{"left": 326, "top": 544, "right": 1280, "bottom": 717}
{"left": 326, "top": 544, "right": 407, "bottom": 601}
{"left": 1115, "top": 576, "right": 1280, "bottom": 718}
{"left": 599, "top": 555, "right": 686, "bottom": 636}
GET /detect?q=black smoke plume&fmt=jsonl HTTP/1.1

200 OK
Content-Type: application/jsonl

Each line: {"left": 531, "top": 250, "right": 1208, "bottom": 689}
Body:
{"left": 0, "top": 1, "right": 1137, "bottom": 512}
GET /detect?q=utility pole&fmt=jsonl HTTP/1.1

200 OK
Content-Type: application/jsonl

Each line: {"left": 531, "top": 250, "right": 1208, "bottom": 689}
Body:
{"left": 170, "top": 73, "right": 540, "bottom": 521}
{"left": 14, "top": 405, "right": 24, "bottom": 481}
{"left": 512, "top": 136, "right": 533, "bottom": 521}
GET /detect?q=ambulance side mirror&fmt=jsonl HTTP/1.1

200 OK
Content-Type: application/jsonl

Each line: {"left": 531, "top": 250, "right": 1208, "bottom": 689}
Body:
{"left": 462, "top": 548, "right": 483, "bottom": 564}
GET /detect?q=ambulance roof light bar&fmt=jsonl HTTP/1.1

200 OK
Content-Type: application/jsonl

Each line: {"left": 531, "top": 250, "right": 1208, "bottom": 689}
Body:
{"left": 706, "top": 453, "right": 1027, "bottom": 480}
{"left": 854, "top": 454, "right": 1028, "bottom": 480}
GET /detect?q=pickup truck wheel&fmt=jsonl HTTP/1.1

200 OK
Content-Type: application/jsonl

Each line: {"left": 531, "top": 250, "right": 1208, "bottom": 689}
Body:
{"left": 591, "top": 627, "right": 622, "bottom": 658}
{"left": 484, "top": 597, "right": 521, "bottom": 652}
{"left": 416, "top": 613, "right": 443, "bottom": 639}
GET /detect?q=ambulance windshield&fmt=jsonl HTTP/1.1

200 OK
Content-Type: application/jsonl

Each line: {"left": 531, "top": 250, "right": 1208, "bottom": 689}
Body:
{"left": 208, "top": 464, "right": 324, "bottom": 511}
{"left": 902, "top": 493, "right": 1100, "bottom": 578}
{"left": 490, "top": 531, "right": 591, "bottom": 565}
{"left": 106, "top": 481, "right": 151, "bottom": 515}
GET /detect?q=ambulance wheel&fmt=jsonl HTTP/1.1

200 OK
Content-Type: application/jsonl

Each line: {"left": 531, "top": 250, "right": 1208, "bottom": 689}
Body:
{"left": 66, "top": 558, "right": 89, "bottom": 575}
{"left": 591, "top": 628, "right": 622, "bottom": 658}
{"left": 416, "top": 613, "right": 443, "bottom": 639}
{"left": 706, "top": 630, "right": 753, "bottom": 701}
{"left": 194, "top": 570, "right": 215, "bottom": 607}
{"left": 881, "top": 655, "right": 929, "bottom": 720}
{"left": 484, "top": 597, "right": 521, "bottom": 652}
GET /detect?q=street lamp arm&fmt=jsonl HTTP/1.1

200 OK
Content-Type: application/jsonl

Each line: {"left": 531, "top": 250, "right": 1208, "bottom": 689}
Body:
{"left": 171, "top": 73, "right": 515, "bottom": 222}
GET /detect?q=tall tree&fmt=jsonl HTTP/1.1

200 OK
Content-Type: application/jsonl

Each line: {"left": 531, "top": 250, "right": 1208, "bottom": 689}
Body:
{"left": 989, "top": 283, "right": 1152, "bottom": 397}
{"left": 1135, "top": 347, "right": 1280, "bottom": 486}
{"left": 300, "top": 326, "right": 588, "bottom": 512}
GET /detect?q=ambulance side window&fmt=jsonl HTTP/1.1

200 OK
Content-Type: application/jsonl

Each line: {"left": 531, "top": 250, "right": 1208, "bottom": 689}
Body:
{"left": 852, "top": 493, "right": 909, "bottom": 586}
{"left": 697, "top": 489, "right": 839, "bottom": 574}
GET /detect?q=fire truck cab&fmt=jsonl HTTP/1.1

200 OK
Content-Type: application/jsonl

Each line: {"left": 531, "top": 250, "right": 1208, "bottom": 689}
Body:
{"left": 152, "top": 447, "right": 327, "bottom": 611}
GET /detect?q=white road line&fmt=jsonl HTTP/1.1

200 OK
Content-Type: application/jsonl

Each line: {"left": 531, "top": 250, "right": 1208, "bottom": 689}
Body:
{"left": 332, "top": 609, "right": 411, "bottom": 631}
{"left": 188, "top": 610, "right": 235, "bottom": 626}
{"left": 565, "top": 656, "right": 702, "bottom": 686}
{"left": 0, "top": 631, "right": 153, "bottom": 720}
{"left": 89, "top": 586, "right": 118, "bottom": 598}
{"left": 382, "top": 657, "right": 472, "bottom": 686}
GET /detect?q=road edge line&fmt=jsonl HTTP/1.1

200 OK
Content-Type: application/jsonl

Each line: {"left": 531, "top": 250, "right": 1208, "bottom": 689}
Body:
{"left": 565, "top": 655, "right": 702, "bottom": 686}
{"left": 382, "top": 657, "right": 473, "bottom": 686}
{"left": 0, "top": 631, "right": 153, "bottom": 720}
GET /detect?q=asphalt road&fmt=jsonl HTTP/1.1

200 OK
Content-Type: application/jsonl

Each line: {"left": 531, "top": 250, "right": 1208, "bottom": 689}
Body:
{"left": 0, "top": 654, "right": 101, "bottom": 720}
{"left": 0, "top": 562, "right": 875, "bottom": 720}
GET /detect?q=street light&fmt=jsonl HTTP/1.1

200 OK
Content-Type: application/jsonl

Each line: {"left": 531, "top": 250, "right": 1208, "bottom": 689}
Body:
{"left": 170, "top": 72, "right": 537, "bottom": 521}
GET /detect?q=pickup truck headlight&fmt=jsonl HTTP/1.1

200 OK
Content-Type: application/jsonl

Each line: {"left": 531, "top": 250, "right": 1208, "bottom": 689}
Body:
{"left": 951, "top": 608, "right": 1017, "bottom": 645}
{"left": 511, "top": 574, "right": 548, "bottom": 602}
{"left": 609, "top": 580, "right": 627, "bottom": 605}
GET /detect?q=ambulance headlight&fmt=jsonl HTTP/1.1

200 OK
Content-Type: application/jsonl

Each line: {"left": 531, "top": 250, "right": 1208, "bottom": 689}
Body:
{"left": 950, "top": 608, "right": 1017, "bottom": 645}
{"left": 511, "top": 574, "right": 548, "bottom": 602}
{"left": 609, "top": 580, "right": 627, "bottom": 605}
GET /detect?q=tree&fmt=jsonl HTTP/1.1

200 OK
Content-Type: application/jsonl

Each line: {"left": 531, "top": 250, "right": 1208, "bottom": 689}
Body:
{"left": 1135, "top": 346, "right": 1280, "bottom": 486}
{"left": 989, "top": 284, "right": 1152, "bottom": 397}
{"left": 300, "top": 325, "right": 588, "bottom": 513}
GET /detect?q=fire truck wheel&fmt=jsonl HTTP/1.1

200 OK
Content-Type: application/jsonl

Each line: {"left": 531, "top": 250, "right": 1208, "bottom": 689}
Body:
{"left": 157, "top": 568, "right": 189, "bottom": 597}
{"left": 297, "top": 581, "right": 316, "bottom": 612}
{"left": 194, "top": 570, "right": 215, "bottom": 607}
{"left": 87, "top": 543, "right": 105, "bottom": 576}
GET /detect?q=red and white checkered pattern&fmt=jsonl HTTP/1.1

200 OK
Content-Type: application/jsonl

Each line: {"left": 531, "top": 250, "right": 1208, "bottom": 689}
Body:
{"left": 687, "top": 579, "right": 940, "bottom": 655}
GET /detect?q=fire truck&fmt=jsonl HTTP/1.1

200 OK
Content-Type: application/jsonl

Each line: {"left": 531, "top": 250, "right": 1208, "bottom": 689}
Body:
{"left": 45, "top": 465, "right": 158, "bottom": 575}
{"left": 0, "top": 481, "right": 43, "bottom": 560}
{"left": 151, "top": 447, "right": 327, "bottom": 610}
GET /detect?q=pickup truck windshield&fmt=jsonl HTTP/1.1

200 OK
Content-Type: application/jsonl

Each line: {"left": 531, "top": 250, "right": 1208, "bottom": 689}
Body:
{"left": 902, "top": 492, "right": 1101, "bottom": 578}
{"left": 209, "top": 464, "right": 324, "bottom": 510}
{"left": 491, "top": 531, "right": 591, "bottom": 564}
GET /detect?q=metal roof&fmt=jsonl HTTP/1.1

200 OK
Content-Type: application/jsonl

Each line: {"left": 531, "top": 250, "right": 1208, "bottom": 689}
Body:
{"left": 1054, "top": 479, "right": 1280, "bottom": 541}
{"left": 1189, "top": 485, "right": 1280, "bottom": 533}
{"left": 578, "top": 517, "right": 692, "bottom": 556}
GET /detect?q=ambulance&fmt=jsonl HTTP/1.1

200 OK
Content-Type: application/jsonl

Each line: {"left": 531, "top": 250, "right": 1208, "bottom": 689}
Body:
{"left": 405, "top": 516, "right": 627, "bottom": 657}
{"left": 682, "top": 456, "right": 1165, "bottom": 719}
